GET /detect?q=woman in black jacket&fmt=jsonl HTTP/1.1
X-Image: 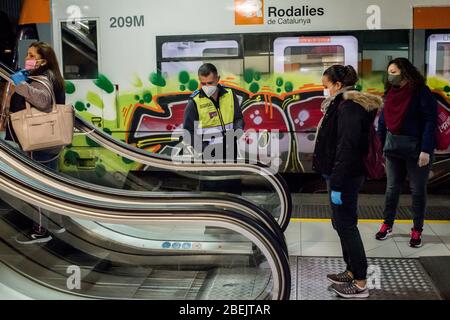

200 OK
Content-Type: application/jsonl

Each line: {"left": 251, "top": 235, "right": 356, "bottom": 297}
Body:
{"left": 9, "top": 41, "right": 66, "bottom": 244}
{"left": 313, "top": 65, "right": 382, "bottom": 298}
{"left": 375, "top": 58, "right": 437, "bottom": 248}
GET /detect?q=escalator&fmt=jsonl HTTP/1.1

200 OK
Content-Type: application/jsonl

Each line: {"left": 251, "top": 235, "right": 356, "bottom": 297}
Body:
{"left": 0, "top": 61, "right": 292, "bottom": 232}
{"left": 0, "top": 63, "right": 291, "bottom": 299}
{"left": 0, "top": 155, "right": 290, "bottom": 299}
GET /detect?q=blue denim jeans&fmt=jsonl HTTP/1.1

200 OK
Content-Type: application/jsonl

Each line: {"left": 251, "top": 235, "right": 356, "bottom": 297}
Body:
{"left": 326, "top": 176, "right": 368, "bottom": 280}
{"left": 30, "top": 150, "right": 60, "bottom": 233}
{"left": 383, "top": 155, "right": 432, "bottom": 231}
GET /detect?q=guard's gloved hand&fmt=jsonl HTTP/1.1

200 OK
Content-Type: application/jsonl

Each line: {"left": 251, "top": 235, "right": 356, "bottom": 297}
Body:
{"left": 322, "top": 174, "right": 330, "bottom": 180}
{"left": 331, "top": 190, "right": 343, "bottom": 205}
{"left": 11, "top": 70, "right": 29, "bottom": 85}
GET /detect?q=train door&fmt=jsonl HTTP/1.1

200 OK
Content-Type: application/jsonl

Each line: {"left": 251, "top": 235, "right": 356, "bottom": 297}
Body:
{"left": 426, "top": 33, "right": 450, "bottom": 185}
{"left": 257, "top": 35, "right": 358, "bottom": 173}
{"left": 414, "top": 6, "right": 450, "bottom": 189}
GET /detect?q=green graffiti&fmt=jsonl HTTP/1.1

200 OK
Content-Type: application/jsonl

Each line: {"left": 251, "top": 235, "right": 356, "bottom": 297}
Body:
{"left": 150, "top": 72, "right": 166, "bottom": 87}
{"left": 285, "top": 81, "right": 293, "bottom": 93}
{"left": 132, "top": 74, "right": 143, "bottom": 87}
{"left": 179, "top": 71, "right": 190, "bottom": 84}
{"left": 444, "top": 86, "right": 450, "bottom": 93}
{"left": 355, "top": 84, "right": 363, "bottom": 91}
{"left": 103, "top": 128, "right": 112, "bottom": 135}
{"left": 86, "top": 136, "right": 100, "bottom": 147}
{"left": 139, "top": 99, "right": 145, "bottom": 104}
{"left": 65, "top": 81, "right": 76, "bottom": 94}
{"left": 64, "top": 150, "right": 79, "bottom": 166}
{"left": 180, "top": 85, "right": 186, "bottom": 91}
{"left": 276, "top": 77, "right": 284, "bottom": 87}
{"left": 249, "top": 82, "right": 260, "bottom": 94}
{"left": 254, "top": 71, "right": 261, "bottom": 81}
{"left": 74, "top": 101, "right": 87, "bottom": 112}
{"left": 244, "top": 69, "right": 254, "bottom": 84}
{"left": 86, "top": 92, "right": 104, "bottom": 108}
{"left": 95, "top": 164, "right": 106, "bottom": 178}
{"left": 143, "top": 91, "right": 152, "bottom": 103}
{"left": 188, "top": 79, "right": 199, "bottom": 91}
{"left": 277, "top": 88, "right": 282, "bottom": 93}
{"left": 134, "top": 95, "right": 140, "bottom": 101}
{"left": 122, "top": 157, "right": 134, "bottom": 164}
{"left": 94, "top": 74, "right": 115, "bottom": 94}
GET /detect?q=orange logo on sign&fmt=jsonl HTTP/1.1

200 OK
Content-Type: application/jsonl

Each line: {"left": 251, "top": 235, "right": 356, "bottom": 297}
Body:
{"left": 235, "top": 0, "right": 264, "bottom": 25}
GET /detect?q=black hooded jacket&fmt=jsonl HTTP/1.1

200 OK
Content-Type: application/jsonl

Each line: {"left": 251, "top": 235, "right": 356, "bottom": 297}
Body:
{"left": 313, "top": 90, "right": 383, "bottom": 192}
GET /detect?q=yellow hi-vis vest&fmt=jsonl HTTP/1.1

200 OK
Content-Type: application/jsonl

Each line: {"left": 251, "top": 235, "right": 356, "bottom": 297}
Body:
{"left": 193, "top": 88, "right": 235, "bottom": 145}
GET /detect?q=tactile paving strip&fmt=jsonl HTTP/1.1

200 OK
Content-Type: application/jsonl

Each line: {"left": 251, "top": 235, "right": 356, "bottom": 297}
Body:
{"left": 292, "top": 257, "right": 442, "bottom": 300}
{"left": 291, "top": 204, "right": 450, "bottom": 220}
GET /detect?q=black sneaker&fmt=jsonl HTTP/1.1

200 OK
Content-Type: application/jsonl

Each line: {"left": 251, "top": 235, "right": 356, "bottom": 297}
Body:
{"left": 327, "top": 271, "right": 353, "bottom": 284}
{"left": 15, "top": 230, "right": 52, "bottom": 244}
{"left": 331, "top": 281, "right": 369, "bottom": 299}
{"left": 409, "top": 228, "right": 423, "bottom": 248}
{"left": 375, "top": 223, "right": 393, "bottom": 240}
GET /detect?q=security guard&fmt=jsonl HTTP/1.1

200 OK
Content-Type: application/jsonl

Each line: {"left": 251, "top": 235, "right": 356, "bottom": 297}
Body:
{"left": 183, "top": 63, "right": 244, "bottom": 160}
{"left": 183, "top": 63, "right": 244, "bottom": 193}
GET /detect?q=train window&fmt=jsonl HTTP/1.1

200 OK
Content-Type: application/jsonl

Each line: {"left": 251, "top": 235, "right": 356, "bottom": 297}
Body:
{"left": 273, "top": 36, "right": 358, "bottom": 74}
{"left": 437, "top": 43, "right": 450, "bottom": 79}
{"left": 61, "top": 20, "right": 99, "bottom": 80}
{"left": 160, "top": 39, "right": 243, "bottom": 79}
{"left": 283, "top": 45, "right": 345, "bottom": 73}
{"left": 161, "top": 40, "right": 239, "bottom": 59}
{"left": 243, "top": 34, "right": 271, "bottom": 75}
{"left": 428, "top": 34, "right": 450, "bottom": 80}
{"left": 358, "top": 30, "right": 409, "bottom": 92}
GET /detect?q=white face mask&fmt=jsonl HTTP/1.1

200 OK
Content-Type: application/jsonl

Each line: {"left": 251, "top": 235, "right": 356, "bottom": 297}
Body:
{"left": 323, "top": 89, "right": 330, "bottom": 97}
{"left": 202, "top": 85, "right": 217, "bottom": 97}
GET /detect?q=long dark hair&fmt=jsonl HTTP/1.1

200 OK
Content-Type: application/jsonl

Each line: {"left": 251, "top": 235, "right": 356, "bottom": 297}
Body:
{"left": 29, "top": 41, "right": 65, "bottom": 92}
{"left": 385, "top": 57, "right": 425, "bottom": 92}
{"left": 323, "top": 65, "right": 358, "bottom": 87}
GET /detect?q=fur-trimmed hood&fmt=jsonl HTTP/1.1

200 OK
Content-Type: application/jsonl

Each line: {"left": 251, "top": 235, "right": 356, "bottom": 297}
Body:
{"left": 342, "top": 91, "right": 383, "bottom": 112}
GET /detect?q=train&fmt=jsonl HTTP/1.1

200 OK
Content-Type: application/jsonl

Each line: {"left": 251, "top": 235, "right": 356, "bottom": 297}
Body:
{"left": 2, "top": 0, "right": 450, "bottom": 191}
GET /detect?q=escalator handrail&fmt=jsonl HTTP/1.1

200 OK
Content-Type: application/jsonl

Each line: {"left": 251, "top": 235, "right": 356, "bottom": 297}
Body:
{"left": 0, "top": 62, "right": 291, "bottom": 231}
{"left": 0, "top": 160, "right": 291, "bottom": 300}
{"left": 0, "top": 138, "right": 287, "bottom": 253}
{"left": 75, "top": 115, "right": 292, "bottom": 231}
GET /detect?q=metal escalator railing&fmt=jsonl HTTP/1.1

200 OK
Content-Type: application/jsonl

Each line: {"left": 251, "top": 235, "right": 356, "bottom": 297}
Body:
{"left": 0, "top": 137, "right": 287, "bottom": 254}
{"left": 0, "top": 158, "right": 291, "bottom": 299}
{"left": 74, "top": 114, "right": 292, "bottom": 231}
{"left": 0, "top": 62, "right": 292, "bottom": 232}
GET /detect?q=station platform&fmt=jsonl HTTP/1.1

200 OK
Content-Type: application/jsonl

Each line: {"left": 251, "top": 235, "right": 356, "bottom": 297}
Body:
{"left": 285, "top": 193, "right": 450, "bottom": 300}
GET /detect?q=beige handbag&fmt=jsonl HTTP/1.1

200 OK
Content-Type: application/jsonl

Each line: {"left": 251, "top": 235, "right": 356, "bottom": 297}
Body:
{"left": 10, "top": 76, "right": 74, "bottom": 152}
{"left": 0, "top": 82, "right": 14, "bottom": 131}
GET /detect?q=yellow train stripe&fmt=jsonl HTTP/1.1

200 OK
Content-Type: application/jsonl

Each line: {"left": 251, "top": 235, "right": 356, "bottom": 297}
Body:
{"left": 290, "top": 218, "right": 450, "bottom": 224}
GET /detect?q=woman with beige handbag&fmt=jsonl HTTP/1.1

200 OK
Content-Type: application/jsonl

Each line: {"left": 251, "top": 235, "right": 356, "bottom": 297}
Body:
{"left": 7, "top": 41, "right": 67, "bottom": 244}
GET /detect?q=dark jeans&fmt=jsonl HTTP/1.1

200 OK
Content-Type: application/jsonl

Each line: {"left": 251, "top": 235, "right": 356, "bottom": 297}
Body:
{"left": 30, "top": 150, "right": 59, "bottom": 233}
{"left": 383, "top": 155, "right": 432, "bottom": 231}
{"left": 327, "top": 176, "right": 367, "bottom": 280}
{"left": 199, "top": 141, "right": 242, "bottom": 195}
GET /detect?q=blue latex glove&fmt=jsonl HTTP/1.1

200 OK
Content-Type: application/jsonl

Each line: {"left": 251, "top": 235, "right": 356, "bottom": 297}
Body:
{"left": 11, "top": 70, "right": 29, "bottom": 85}
{"left": 331, "top": 190, "right": 343, "bottom": 205}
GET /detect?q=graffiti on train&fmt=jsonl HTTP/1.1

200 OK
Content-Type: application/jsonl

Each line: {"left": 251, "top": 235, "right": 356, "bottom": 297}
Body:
{"left": 62, "top": 70, "right": 450, "bottom": 176}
